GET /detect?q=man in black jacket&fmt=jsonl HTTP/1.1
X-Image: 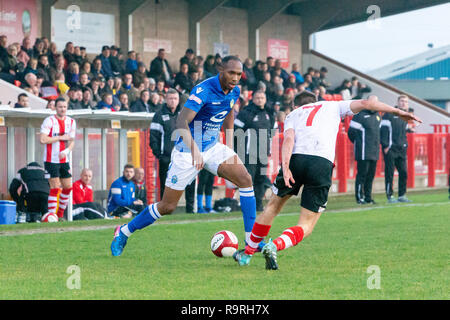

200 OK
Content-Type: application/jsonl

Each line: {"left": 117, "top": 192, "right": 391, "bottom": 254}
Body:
{"left": 9, "top": 162, "right": 50, "bottom": 223}
{"left": 149, "top": 89, "right": 195, "bottom": 212}
{"left": 234, "top": 90, "right": 277, "bottom": 211}
{"left": 130, "top": 89, "right": 154, "bottom": 113}
{"left": 348, "top": 100, "right": 381, "bottom": 204}
{"left": 148, "top": 48, "right": 173, "bottom": 85}
{"left": 380, "top": 95, "right": 411, "bottom": 203}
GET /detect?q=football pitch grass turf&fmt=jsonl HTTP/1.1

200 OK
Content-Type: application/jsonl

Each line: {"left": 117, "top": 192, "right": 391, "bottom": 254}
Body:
{"left": 0, "top": 189, "right": 448, "bottom": 300}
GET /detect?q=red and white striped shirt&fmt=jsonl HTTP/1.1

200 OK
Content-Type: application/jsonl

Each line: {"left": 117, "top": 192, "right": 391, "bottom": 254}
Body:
{"left": 40, "top": 115, "right": 76, "bottom": 164}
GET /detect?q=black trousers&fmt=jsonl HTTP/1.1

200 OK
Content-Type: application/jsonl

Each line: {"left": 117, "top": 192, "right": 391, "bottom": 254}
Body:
{"left": 355, "top": 160, "right": 377, "bottom": 202}
{"left": 73, "top": 202, "right": 108, "bottom": 220}
{"left": 245, "top": 162, "right": 269, "bottom": 210}
{"left": 198, "top": 169, "right": 214, "bottom": 196}
{"left": 158, "top": 157, "right": 196, "bottom": 213}
{"left": 383, "top": 150, "right": 407, "bottom": 198}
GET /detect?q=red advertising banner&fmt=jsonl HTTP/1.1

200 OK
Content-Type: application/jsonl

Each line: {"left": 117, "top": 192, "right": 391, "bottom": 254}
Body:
{"left": 0, "top": 0, "right": 38, "bottom": 44}
{"left": 267, "top": 38, "right": 289, "bottom": 68}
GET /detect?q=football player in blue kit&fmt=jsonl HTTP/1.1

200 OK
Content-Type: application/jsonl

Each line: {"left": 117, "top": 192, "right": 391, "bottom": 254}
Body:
{"left": 111, "top": 56, "right": 259, "bottom": 256}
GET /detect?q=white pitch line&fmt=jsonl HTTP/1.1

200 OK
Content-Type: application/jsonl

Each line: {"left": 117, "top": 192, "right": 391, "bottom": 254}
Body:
{"left": 0, "top": 201, "right": 448, "bottom": 237}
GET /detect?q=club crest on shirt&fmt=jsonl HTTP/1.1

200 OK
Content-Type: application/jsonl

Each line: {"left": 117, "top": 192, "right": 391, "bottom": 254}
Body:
{"left": 171, "top": 175, "right": 178, "bottom": 184}
{"left": 230, "top": 99, "right": 234, "bottom": 109}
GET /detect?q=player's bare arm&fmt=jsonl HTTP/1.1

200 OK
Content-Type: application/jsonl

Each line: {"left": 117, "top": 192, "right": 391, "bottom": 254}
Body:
{"left": 175, "top": 106, "right": 204, "bottom": 170}
{"left": 281, "top": 128, "right": 295, "bottom": 188}
{"left": 350, "top": 96, "right": 422, "bottom": 123}
{"left": 39, "top": 133, "right": 73, "bottom": 145}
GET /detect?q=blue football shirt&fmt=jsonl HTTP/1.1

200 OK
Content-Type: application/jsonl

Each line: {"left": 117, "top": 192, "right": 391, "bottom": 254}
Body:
{"left": 175, "top": 74, "right": 240, "bottom": 152}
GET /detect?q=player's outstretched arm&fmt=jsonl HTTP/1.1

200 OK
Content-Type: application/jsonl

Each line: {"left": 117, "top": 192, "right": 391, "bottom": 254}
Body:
{"left": 350, "top": 96, "right": 422, "bottom": 124}
{"left": 175, "top": 107, "right": 204, "bottom": 170}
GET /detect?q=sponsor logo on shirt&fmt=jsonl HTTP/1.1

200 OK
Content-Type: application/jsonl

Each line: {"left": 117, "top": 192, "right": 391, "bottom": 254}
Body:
{"left": 189, "top": 94, "right": 202, "bottom": 105}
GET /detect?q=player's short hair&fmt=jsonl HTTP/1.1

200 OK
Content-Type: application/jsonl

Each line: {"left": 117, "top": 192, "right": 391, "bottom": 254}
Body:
{"left": 221, "top": 55, "right": 241, "bottom": 66}
{"left": 124, "top": 164, "right": 134, "bottom": 170}
{"left": 294, "top": 91, "right": 317, "bottom": 107}
{"left": 55, "top": 97, "right": 66, "bottom": 107}
{"left": 398, "top": 94, "right": 408, "bottom": 101}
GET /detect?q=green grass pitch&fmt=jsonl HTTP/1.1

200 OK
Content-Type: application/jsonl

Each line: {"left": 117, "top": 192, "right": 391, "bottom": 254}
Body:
{"left": 0, "top": 189, "right": 448, "bottom": 300}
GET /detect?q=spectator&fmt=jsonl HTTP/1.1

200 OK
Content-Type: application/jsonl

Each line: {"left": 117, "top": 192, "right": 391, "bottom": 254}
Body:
{"left": 9, "top": 162, "right": 50, "bottom": 223}
{"left": 91, "top": 57, "right": 104, "bottom": 80}
{"left": 89, "top": 77, "right": 102, "bottom": 105}
{"left": 156, "top": 79, "right": 166, "bottom": 96}
{"left": 148, "top": 48, "right": 173, "bottom": 84}
{"left": 72, "top": 168, "right": 110, "bottom": 220}
{"left": 147, "top": 77, "right": 156, "bottom": 93}
{"left": 242, "top": 58, "right": 257, "bottom": 91}
{"left": 79, "top": 72, "right": 91, "bottom": 91}
{"left": 213, "top": 54, "right": 222, "bottom": 73}
{"left": 125, "top": 50, "right": 138, "bottom": 74}
{"left": 107, "top": 164, "right": 145, "bottom": 218}
{"left": 97, "top": 92, "right": 115, "bottom": 111}
{"left": 81, "top": 61, "right": 94, "bottom": 80}
{"left": 68, "top": 86, "right": 83, "bottom": 110}
{"left": 46, "top": 99, "right": 56, "bottom": 111}
{"left": 203, "top": 54, "right": 216, "bottom": 78}
{"left": 97, "top": 45, "right": 113, "bottom": 79}
{"left": 285, "top": 74, "right": 297, "bottom": 90}
{"left": 189, "top": 68, "right": 201, "bottom": 91}
{"left": 54, "top": 72, "right": 70, "bottom": 96}
{"left": 50, "top": 55, "right": 65, "bottom": 84}
{"left": 291, "top": 63, "right": 304, "bottom": 84}
{"left": 81, "top": 88, "right": 95, "bottom": 109}
{"left": 174, "top": 62, "right": 191, "bottom": 94}
{"left": 14, "top": 93, "right": 29, "bottom": 108}
{"left": 130, "top": 89, "right": 155, "bottom": 113}
{"left": 47, "top": 42, "right": 59, "bottom": 68}
{"left": 24, "top": 57, "right": 39, "bottom": 78}
{"left": 149, "top": 92, "right": 162, "bottom": 111}
{"left": 21, "top": 72, "right": 38, "bottom": 92}
{"left": 271, "top": 59, "right": 289, "bottom": 84}
{"left": 118, "top": 92, "right": 130, "bottom": 111}
{"left": 133, "top": 167, "right": 147, "bottom": 207}
{"left": 335, "top": 79, "right": 352, "bottom": 100}
{"left": 319, "top": 66, "right": 331, "bottom": 88}
{"left": 100, "top": 76, "right": 115, "bottom": 96}
{"left": 109, "top": 45, "right": 122, "bottom": 75}
{"left": 133, "top": 62, "right": 148, "bottom": 88}
{"left": 179, "top": 48, "right": 196, "bottom": 72}
{"left": 348, "top": 96, "right": 381, "bottom": 205}
{"left": 0, "top": 35, "right": 8, "bottom": 66}
{"left": 79, "top": 47, "right": 88, "bottom": 65}
{"left": 119, "top": 73, "right": 139, "bottom": 104}
{"left": 350, "top": 76, "right": 372, "bottom": 99}
{"left": 66, "top": 61, "right": 80, "bottom": 87}
{"left": 63, "top": 41, "right": 76, "bottom": 65}
{"left": 73, "top": 46, "right": 84, "bottom": 66}
{"left": 37, "top": 54, "right": 52, "bottom": 84}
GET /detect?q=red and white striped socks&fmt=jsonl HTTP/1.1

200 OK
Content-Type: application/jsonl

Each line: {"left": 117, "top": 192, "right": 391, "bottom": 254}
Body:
{"left": 57, "top": 188, "right": 72, "bottom": 218}
{"left": 244, "top": 222, "right": 271, "bottom": 255}
{"left": 48, "top": 188, "right": 60, "bottom": 216}
{"left": 272, "top": 226, "right": 304, "bottom": 251}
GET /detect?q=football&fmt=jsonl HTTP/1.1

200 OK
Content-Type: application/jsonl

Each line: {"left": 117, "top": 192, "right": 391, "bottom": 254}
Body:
{"left": 41, "top": 212, "right": 59, "bottom": 223}
{"left": 211, "top": 230, "right": 239, "bottom": 257}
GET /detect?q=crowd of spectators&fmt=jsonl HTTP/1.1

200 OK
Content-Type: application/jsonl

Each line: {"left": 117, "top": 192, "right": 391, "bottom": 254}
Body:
{"left": 0, "top": 34, "right": 371, "bottom": 116}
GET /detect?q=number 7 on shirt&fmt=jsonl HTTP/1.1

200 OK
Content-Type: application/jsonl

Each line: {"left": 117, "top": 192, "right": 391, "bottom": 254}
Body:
{"left": 303, "top": 104, "right": 323, "bottom": 126}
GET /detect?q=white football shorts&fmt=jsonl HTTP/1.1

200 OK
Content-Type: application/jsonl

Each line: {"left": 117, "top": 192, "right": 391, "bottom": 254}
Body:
{"left": 165, "top": 143, "right": 237, "bottom": 190}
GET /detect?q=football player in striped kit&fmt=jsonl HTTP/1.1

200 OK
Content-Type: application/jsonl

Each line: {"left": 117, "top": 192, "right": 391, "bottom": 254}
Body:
{"left": 40, "top": 98, "right": 76, "bottom": 221}
{"left": 234, "top": 92, "right": 421, "bottom": 270}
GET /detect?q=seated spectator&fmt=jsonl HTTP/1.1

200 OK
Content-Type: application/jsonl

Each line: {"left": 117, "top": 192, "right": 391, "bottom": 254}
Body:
{"left": 50, "top": 54, "right": 65, "bottom": 83}
{"left": 203, "top": 54, "right": 216, "bottom": 78}
{"left": 109, "top": 45, "right": 122, "bottom": 76}
{"left": 9, "top": 162, "right": 50, "bottom": 223}
{"left": 14, "top": 93, "right": 29, "bottom": 108}
{"left": 125, "top": 50, "right": 138, "bottom": 74}
{"left": 148, "top": 48, "right": 173, "bottom": 84}
{"left": 21, "top": 72, "right": 38, "bottom": 92}
{"left": 119, "top": 73, "right": 139, "bottom": 104}
{"left": 47, "top": 42, "right": 59, "bottom": 68}
{"left": 130, "top": 89, "right": 153, "bottom": 112}
{"left": 285, "top": 74, "right": 297, "bottom": 90}
{"left": 113, "top": 76, "right": 122, "bottom": 95}
{"left": 46, "top": 99, "right": 56, "bottom": 110}
{"left": 174, "top": 62, "right": 191, "bottom": 94}
{"left": 291, "top": 63, "right": 304, "bottom": 84}
{"left": 63, "top": 41, "right": 76, "bottom": 64}
{"left": 147, "top": 77, "right": 156, "bottom": 93}
{"left": 179, "top": 48, "right": 196, "bottom": 73}
{"left": 91, "top": 57, "right": 104, "bottom": 80}
{"left": 81, "top": 88, "right": 95, "bottom": 109}
{"left": 81, "top": 61, "right": 94, "bottom": 80}
{"left": 189, "top": 68, "right": 201, "bottom": 91}
{"left": 54, "top": 72, "right": 70, "bottom": 96}
{"left": 79, "top": 72, "right": 91, "bottom": 91}
{"left": 97, "top": 92, "right": 115, "bottom": 111}
{"left": 66, "top": 61, "right": 80, "bottom": 87}
{"left": 319, "top": 66, "right": 331, "bottom": 88}
{"left": 149, "top": 92, "right": 163, "bottom": 111}
{"left": 107, "top": 164, "right": 145, "bottom": 218}
{"left": 133, "top": 167, "right": 147, "bottom": 207}
{"left": 23, "top": 57, "right": 39, "bottom": 78}
{"left": 156, "top": 79, "right": 166, "bottom": 96}
{"left": 242, "top": 58, "right": 257, "bottom": 91}
{"left": 37, "top": 54, "right": 52, "bottom": 85}
{"left": 100, "top": 76, "right": 115, "bottom": 96}
{"left": 67, "top": 86, "right": 82, "bottom": 109}
{"left": 350, "top": 76, "right": 371, "bottom": 99}
{"left": 133, "top": 62, "right": 148, "bottom": 88}
{"left": 89, "top": 77, "right": 102, "bottom": 104}
{"left": 335, "top": 79, "right": 352, "bottom": 100}
{"left": 97, "top": 45, "right": 114, "bottom": 79}
{"left": 118, "top": 92, "right": 130, "bottom": 111}
{"left": 72, "top": 168, "right": 110, "bottom": 220}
